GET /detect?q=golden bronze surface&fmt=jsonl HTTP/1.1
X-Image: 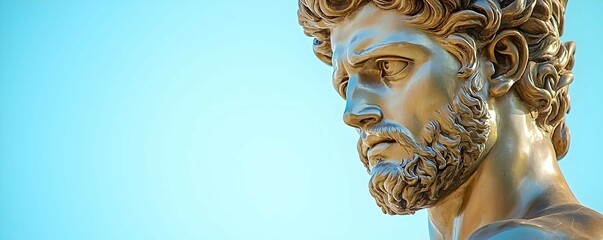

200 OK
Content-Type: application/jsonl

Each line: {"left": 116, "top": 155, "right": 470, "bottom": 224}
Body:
{"left": 298, "top": 0, "right": 603, "bottom": 239}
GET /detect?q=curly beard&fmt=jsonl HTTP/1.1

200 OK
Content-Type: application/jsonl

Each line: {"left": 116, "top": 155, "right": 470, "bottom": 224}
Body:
{"left": 360, "top": 75, "right": 491, "bottom": 215}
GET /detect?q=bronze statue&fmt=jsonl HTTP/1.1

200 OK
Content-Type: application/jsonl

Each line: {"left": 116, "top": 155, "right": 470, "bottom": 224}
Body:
{"left": 298, "top": 0, "right": 603, "bottom": 239}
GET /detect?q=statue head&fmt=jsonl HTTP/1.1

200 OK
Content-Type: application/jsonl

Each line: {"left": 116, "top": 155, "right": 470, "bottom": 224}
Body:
{"left": 298, "top": 0, "right": 575, "bottom": 215}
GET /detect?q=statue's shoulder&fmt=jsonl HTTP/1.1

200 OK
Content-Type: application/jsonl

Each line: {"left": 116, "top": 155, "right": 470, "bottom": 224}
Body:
{"left": 469, "top": 204, "right": 603, "bottom": 240}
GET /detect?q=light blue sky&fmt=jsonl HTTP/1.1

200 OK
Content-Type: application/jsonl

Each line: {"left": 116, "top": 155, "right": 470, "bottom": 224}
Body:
{"left": 1, "top": 1, "right": 602, "bottom": 239}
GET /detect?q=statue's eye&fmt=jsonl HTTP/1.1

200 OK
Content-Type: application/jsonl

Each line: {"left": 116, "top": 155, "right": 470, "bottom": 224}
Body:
{"left": 376, "top": 57, "right": 410, "bottom": 79}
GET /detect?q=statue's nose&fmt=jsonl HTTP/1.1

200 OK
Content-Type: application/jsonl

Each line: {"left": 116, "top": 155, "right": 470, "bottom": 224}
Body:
{"left": 342, "top": 74, "right": 383, "bottom": 129}
{"left": 343, "top": 104, "right": 383, "bottom": 130}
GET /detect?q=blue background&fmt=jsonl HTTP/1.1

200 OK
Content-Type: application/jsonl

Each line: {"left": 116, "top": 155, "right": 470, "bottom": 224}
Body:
{"left": 1, "top": 1, "right": 601, "bottom": 239}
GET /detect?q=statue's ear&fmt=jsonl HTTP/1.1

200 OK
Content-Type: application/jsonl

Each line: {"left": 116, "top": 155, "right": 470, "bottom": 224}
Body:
{"left": 485, "top": 30, "right": 529, "bottom": 97}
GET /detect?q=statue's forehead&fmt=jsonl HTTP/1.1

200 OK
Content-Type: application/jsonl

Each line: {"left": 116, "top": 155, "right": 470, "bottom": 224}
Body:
{"left": 330, "top": 6, "right": 436, "bottom": 65}
{"left": 331, "top": 4, "right": 414, "bottom": 43}
{"left": 330, "top": 4, "right": 429, "bottom": 58}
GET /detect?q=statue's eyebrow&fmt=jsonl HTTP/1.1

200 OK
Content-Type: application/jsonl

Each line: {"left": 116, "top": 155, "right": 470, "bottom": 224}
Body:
{"left": 347, "top": 41, "right": 427, "bottom": 67}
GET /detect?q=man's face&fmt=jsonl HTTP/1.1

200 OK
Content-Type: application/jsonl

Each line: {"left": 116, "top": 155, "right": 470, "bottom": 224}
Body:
{"left": 330, "top": 4, "right": 491, "bottom": 214}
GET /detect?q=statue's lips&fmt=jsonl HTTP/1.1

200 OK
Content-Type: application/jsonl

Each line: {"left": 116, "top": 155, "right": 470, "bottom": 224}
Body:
{"left": 367, "top": 141, "right": 395, "bottom": 170}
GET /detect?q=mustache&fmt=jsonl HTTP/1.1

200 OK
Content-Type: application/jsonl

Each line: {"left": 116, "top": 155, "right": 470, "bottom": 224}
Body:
{"left": 365, "top": 121, "right": 424, "bottom": 152}
{"left": 358, "top": 121, "right": 435, "bottom": 170}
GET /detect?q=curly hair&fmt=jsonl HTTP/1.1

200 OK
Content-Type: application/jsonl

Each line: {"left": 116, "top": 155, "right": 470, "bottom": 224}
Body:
{"left": 298, "top": 0, "right": 575, "bottom": 159}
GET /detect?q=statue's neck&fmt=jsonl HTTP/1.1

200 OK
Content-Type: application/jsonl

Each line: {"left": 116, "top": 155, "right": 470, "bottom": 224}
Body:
{"left": 426, "top": 94, "right": 578, "bottom": 240}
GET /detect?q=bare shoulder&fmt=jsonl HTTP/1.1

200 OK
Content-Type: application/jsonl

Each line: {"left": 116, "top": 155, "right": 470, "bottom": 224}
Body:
{"left": 469, "top": 204, "right": 603, "bottom": 240}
